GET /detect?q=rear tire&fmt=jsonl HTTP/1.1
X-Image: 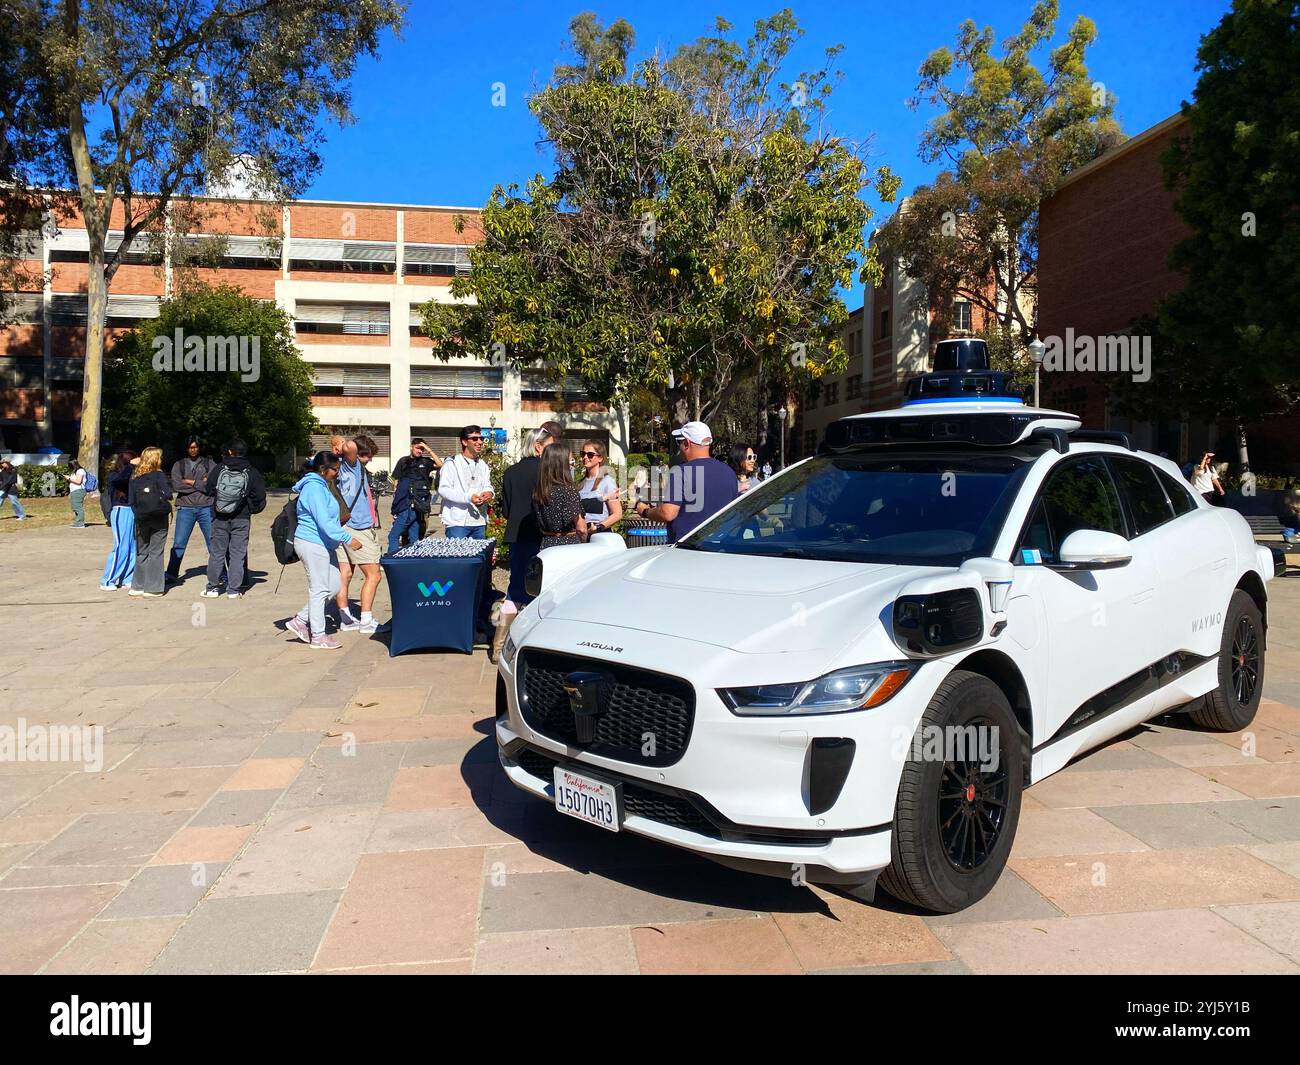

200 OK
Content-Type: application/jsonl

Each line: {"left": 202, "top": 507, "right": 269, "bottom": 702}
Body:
{"left": 879, "top": 670, "right": 1023, "bottom": 914}
{"left": 1189, "top": 589, "right": 1264, "bottom": 732}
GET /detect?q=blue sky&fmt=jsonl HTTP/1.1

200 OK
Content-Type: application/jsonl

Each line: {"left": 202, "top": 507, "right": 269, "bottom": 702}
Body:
{"left": 307, "top": 0, "right": 1230, "bottom": 302}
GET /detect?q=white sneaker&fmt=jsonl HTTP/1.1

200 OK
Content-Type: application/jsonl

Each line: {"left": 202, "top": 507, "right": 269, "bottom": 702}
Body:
{"left": 128, "top": 588, "right": 144, "bottom": 597}
{"left": 200, "top": 588, "right": 221, "bottom": 598}
{"left": 354, "top": 618, "right": 379, "bottom": 635}
{"left": 338, "top": 611, "right": 363, "bottom": 631}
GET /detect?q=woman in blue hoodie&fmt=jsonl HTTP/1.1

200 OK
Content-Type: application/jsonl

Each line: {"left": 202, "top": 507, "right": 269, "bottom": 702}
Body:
{"left": 285, "top": 451, "right": 362, "bottom": 650}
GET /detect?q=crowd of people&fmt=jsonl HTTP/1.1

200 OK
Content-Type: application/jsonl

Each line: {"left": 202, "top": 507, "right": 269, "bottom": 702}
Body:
{"left": 97, "top": 438, "right": 268, "bottom": 597}
{"left": 9, "top": 417, "right": 763, "bottom": 653}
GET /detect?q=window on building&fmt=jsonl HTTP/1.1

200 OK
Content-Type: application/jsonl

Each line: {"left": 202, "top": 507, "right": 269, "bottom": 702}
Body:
{"left": 0, "top": 357, "right": 43, "bottom": 388}
{"left": 294, "top": 303, "right": 391, "bottom": 336}
{"left": 804, "top": 429, "right": 817, "bottom": 455}
{"left": 880, "top": 308, "right": 890, "bottom": 339}
{"left": 805, "top": 388, "right": 818, "bottom": 410}
{"left": 846, "top": 374, "right": 862, "bottom": 401}
{"left": 288, "top": 238, "right": 397, "bottom": 274}
{"left": 520, "top": 370, "right": 588, "bottom": 402}
{"left": 824, "top": 381, "right": 840, "bottom": 406}
{"left": 410, "top": 367, "right": 503, "bottom": 401}
{"left": 403, "top": 244, "right": 472, "bottom": 277}
{"left": 953, "top": 300, "right": 972, "bottom": 332}
{"left": 310, "top": 365, "right": 391, "bottom": 398}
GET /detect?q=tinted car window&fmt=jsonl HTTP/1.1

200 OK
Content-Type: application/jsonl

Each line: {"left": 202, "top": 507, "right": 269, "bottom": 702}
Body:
{"left": 1110, "top": 457, "right": 1175, "bottom": 535}
{"left": 1158, "top": 469, "right": 1196, "bottom": 516}
{"left": 1020, "top": 457, "right": 1124, "bottom": 563}
{"left": 685, "top": 453, "right": 1031, "bottom": 567}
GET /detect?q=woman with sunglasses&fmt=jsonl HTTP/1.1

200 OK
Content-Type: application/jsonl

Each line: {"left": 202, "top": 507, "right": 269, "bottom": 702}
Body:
{"left": 732, "top": 443, "right": 761, "bottom": 493}
{"left": 578, "top": 439, "right": 622, "bottom": 534}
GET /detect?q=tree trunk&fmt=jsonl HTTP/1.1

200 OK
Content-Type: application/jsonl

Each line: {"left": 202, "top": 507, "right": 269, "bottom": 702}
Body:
{"left": 1235, "top": 421, "right": 1250, "bottom": 468}
{"left": 79, "top": 245, "right": 107, "bottom": 477}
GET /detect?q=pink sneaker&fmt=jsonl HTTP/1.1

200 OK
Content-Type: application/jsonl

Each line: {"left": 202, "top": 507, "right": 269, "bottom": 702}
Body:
{"left": 309, "top": 634, "right": 342, "bottom": 650}
{"left": 285, "top": 616, "right": 310, "bottom": 643}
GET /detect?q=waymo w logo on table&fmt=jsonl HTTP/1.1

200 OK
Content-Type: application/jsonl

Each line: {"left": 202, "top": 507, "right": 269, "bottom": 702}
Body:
{"left": 415, "top": 579, "right": 454, "bottom": 606}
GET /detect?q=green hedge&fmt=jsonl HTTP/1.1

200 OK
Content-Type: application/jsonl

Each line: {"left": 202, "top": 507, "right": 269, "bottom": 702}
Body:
{"left": 14, "top": 463, "right": 71, "bottom": 498}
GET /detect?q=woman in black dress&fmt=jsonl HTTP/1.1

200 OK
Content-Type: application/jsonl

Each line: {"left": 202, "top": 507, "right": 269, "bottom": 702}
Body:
{"left": 532, "top": 444, "right": 586, "bottom": 549}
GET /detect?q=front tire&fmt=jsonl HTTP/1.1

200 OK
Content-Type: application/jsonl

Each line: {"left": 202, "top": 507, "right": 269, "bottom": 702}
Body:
{"left": 1189, "top": 589, "right": 1264, "bottom": 732}
{"left": 879, "top": 670, "right": 1024, "bottom": 913}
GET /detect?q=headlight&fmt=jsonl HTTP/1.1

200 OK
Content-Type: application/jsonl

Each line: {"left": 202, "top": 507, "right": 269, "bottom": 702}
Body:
{"left": 719, "top": 662, "right": 916, "bottom": 716}
{"left": 502, "top": 630, "right": 519, "bottom": 667}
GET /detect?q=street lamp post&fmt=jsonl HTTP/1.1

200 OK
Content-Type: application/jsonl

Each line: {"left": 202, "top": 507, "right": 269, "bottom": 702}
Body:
{"left": 778, "top": 406, "right": 788, "bottom": 470}
{"left": 1028, "top": 338, "right": 1046, "bottom": 408}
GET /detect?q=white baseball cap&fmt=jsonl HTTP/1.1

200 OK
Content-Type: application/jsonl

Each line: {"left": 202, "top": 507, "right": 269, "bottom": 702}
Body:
{"left": 671, "top": 421, "right": 713, "bottom": 446}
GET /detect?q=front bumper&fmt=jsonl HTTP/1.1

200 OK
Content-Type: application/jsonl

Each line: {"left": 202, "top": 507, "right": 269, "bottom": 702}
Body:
{"left": 497, "top": 724, "right": 892, "bottom": 881}
{"left": 494, "top": 617, "right": 941, "bottom": 879}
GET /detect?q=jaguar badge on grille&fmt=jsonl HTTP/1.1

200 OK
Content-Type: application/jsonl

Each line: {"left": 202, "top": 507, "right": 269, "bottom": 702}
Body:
{"left": 563, "top": 671, "right": 610, "bottom": 744}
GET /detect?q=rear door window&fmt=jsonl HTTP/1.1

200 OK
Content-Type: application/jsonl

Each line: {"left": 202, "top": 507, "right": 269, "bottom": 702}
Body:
{"left": 1110, "top": 456, "right": 1176, "bottom": 535}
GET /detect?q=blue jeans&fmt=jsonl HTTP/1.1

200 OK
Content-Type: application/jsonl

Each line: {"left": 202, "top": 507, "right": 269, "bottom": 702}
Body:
{"left": 0, "top": 491, "right": 26, "bottom": 518}
{"left": 388, "top": 508, "right": 421, "bottom": 554}
{"left": 167, "top": 505, "right": 214, "bottom": 579}
{"left": 446, "top": 524, "right": 490, "bottom": 627}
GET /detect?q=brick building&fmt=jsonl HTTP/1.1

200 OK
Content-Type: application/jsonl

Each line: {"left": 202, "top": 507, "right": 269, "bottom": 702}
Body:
{"left": 1, "top": 193, "right": 625, "bottom": 468}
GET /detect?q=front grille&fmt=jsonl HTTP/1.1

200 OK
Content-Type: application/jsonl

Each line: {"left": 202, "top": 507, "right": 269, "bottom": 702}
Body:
{"left": 518, "top": 649, "right": 695, "bottom": 766}
{"left": 513, "top": 746, "right": 717, "bottom": 837}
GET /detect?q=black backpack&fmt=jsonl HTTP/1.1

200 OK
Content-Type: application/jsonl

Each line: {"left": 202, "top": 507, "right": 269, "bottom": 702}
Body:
{"left": 131, "top": 476, "right": 171, "bottom": 519}
{"left": 270, "top": 494, "right": 299, "bottom": 564}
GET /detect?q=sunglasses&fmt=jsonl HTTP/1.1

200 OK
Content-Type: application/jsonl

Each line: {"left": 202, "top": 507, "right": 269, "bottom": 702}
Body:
{"left": 581, "top": 451, "right": 599, "bottom": 459}
{"left": 465, "top": 436, "right": 483, "bottom": 442}
{"left": 744, "top": 453, "right": 756, "bottom": 460}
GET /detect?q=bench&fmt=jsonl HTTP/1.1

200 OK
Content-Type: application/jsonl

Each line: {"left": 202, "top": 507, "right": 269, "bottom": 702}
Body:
{"left": 1247, "top": 515, "right": 1285, "bottom": 537}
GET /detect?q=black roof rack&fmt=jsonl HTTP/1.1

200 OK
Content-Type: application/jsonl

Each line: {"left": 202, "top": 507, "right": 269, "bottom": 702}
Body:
{"left": 1028, "top": 426, "right": 1070, "bottom": 453}
{"left": 1071, "top": 429, "right": 1137, "bottom": 451}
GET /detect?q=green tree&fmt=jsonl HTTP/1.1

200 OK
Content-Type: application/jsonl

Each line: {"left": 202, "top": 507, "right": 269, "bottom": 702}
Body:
{"left": 4, "top": 0, "right": 404, "bottom": 474}
{"left": 879, "top": 0, "right": 1124, "bottom": 339}
{"left": 1135, "top": 0, "right": 1299, "bottom": 463}
{"left": 103, "top": 283, "right": 318, "bottom": 457}
{"left": 424, "top": 11, "right": 898, "bottom": 425}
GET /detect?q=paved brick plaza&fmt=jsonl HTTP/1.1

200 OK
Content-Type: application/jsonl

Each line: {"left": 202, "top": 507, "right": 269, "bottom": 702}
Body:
{"left": 1, "top": 508, "right": 1299, "bottom": 974}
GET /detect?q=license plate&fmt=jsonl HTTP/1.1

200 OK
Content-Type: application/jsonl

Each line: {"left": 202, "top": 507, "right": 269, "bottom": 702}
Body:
{"left": 553, "top": 767, "right": 622, "bottom": 832}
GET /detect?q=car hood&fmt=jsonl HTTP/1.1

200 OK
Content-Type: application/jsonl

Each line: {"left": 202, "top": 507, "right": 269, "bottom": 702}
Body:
{"left": 539, "top": 546, "right": 940, "bottom": 656}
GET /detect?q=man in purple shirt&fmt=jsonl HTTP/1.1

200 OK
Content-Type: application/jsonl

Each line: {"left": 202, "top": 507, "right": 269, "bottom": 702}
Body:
{"left": 634, "top": 421, "right": 737, "bottom": 541}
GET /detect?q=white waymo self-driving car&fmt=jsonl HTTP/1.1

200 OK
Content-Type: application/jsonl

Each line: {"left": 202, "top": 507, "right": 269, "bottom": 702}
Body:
{"left": 494, "top": 375, "right": 1281, "bottom": 912}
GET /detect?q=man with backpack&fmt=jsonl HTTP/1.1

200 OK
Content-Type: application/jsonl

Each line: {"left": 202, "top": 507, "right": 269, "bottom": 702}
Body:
{"left": 388, "top": 437, "right": 440, "bottom": 554}
{"left": 165, "top": 436, "right": 216, "bottom": 585}
{"left": 202, "top": 438, "right": 266, "bottom": 599}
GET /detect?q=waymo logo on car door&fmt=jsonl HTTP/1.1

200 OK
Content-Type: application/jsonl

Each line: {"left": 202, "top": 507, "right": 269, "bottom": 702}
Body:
{"left": 416, "top": 580, "right": 454, "bottom": 607}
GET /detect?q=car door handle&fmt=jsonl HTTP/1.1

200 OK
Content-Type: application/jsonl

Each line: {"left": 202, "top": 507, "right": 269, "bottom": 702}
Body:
{"left": 1133, "top": 588, "right": 1155, "bottom": 604}
{"left": 1212, "top": 557, "right": 1228, "bottom": 570}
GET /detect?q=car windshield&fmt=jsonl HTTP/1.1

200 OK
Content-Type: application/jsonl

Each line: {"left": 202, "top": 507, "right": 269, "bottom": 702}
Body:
{"left": 680, "top": 452, "right": 1032, "bottom": 566}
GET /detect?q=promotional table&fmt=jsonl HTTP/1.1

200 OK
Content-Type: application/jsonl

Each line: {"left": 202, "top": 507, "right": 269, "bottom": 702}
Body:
{"left": 380, "top": 550, "right": 491, "bottom": 655}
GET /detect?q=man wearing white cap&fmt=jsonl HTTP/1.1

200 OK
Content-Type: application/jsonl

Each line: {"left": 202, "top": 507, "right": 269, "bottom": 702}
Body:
{"left": 634, "top": 420, "right": 737, "bottom": 541}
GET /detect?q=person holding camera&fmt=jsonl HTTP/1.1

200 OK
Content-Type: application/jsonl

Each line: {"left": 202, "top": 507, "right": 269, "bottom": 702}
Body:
{"left": 1191, "top": 451, "right": 1225, "bottom": 506}
{"left": 388, "top": 437, "right": 441, "bottom": 554}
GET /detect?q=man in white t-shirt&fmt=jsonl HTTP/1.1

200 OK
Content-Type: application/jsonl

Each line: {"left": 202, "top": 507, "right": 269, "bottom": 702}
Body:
{"left": 437, "top": 424, "right": 494, "bottom": 538}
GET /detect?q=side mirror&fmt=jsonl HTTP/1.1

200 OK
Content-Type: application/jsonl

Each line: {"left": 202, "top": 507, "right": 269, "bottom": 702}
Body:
{"left": 1055, "top": 529, "right": 1132, "bottom": 571}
